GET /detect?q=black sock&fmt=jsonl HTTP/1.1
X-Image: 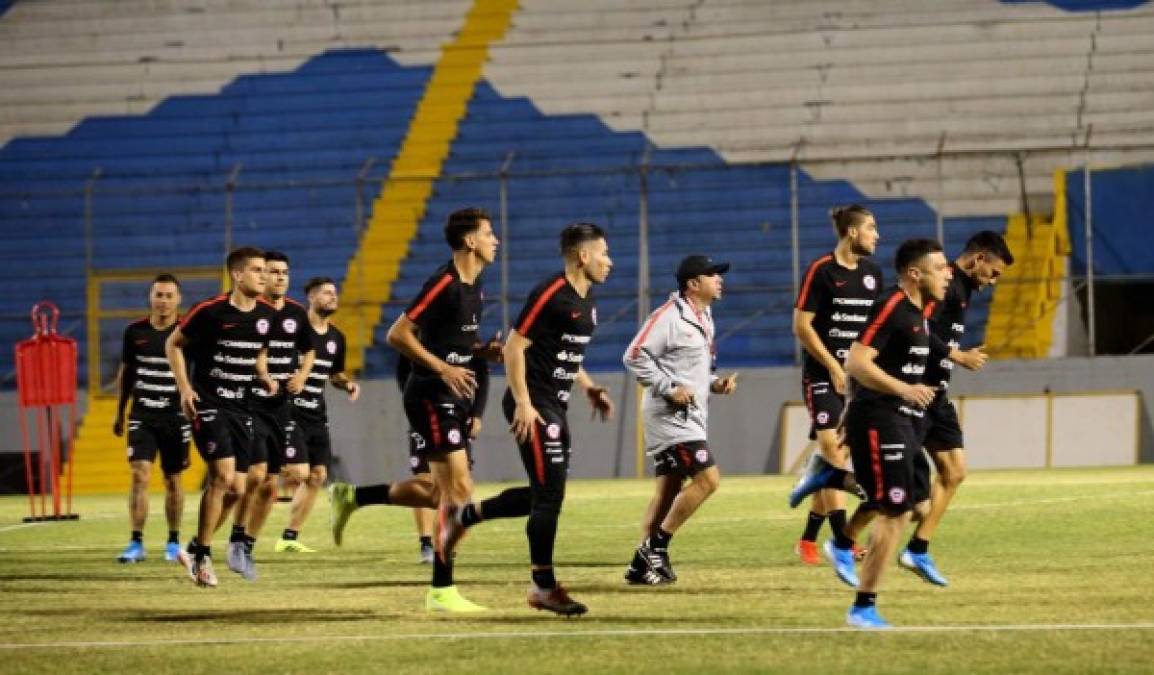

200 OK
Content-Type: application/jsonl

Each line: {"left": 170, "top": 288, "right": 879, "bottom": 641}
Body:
{"left": 229, "top": 524, "right": 246, "bottom": 543}
{"left": 195, "top": 544, "right": 211, "bottom": 562}
{"left": 647, "top": 527, "right": 672, "bottom": 550}
{"left": 907, "top": 536, "right": 930, "bottom": 555}
{"left": 801, "top": 511, "right": 825, "bottom": 541}
{"left": 131, "top": 530, "right": 143, "bottom": 543}
{"left": 460, "top": 503, "right": 481, "bottom": 528}
{"left": 282, "top": 529, "right": 299, "bottom": 541}
{"left": 432, "top": 551, "right": 453, "bottom": 587}
{"left": 186, "top": 537, "right": 198, "bottom": 555}
{"left": 354, "top": 484, "right": 391, "bottom": 506}
{"left": 419, "top": 535, "right": 433, "bottom": 548}
{"left": 243, "top": 534, "right": 255, "bottom": 554}
{"left": 167, "top": 530, "right": 179, "bottom": 544}
{"left": 466, "top": 487, "right": 532, "bottom": 528}
{"left": 531, "top": 567, "right": 557, "bottom": 590}
{"left": 829, "top": 509, "right": 853, "bottom": 550}
{"left": 854, "top": 591, "right": 877, "bottom": 609}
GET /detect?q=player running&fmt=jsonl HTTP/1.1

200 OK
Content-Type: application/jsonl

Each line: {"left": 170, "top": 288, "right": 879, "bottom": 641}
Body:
{"left": 622, "top": 255, "right": 738, "bottom": 585}
{"left": 225, "top": 250, "right": 315, "bottom": 579}
{"left": 897, "top": 231, "right": 1012, "bottom": 586}
{"left": 503, "top": 222, "right": 615, "bottom": 616}
{"left": 789, "top": 205, "right": 882, "bottom": 566}
{"left": 383, "top": 207, "right": 497, "bottom": 612}
{"left": 113, "top": 273, "right": 190, "bottom": 564}
{"left": 169, "top": 247, "right": 277, "bottom": 587}
{"left": 840, "top": 238, "right": 950, "bottom": 629}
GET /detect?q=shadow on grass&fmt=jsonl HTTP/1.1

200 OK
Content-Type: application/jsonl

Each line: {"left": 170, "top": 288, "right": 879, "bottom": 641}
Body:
{"left": 24, "top": 607, "right": 382, "bottom": 624}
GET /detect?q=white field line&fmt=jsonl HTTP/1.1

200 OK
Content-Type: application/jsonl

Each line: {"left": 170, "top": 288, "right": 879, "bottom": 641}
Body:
{"left": 2, "top": 623, "right": 1154, "bottom": 651}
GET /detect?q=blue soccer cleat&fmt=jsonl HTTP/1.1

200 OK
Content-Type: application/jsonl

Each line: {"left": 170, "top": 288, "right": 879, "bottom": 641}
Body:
{"left": 164, "top": 541, "right": 181, "bottom": 562}
{"left": 899, "top": 549, "right": 950, "bottom": 587}
{"left": 117, "top": 540, "right": 146, "bottom": 563}
{"left": 847, "top": 605, "right": 892, "bottom": 629}
{"left": 789, "top": 462, "right": 835, "bottom": 509}
{"left": 823, "top": 539, "right": 860, "bottom": 588}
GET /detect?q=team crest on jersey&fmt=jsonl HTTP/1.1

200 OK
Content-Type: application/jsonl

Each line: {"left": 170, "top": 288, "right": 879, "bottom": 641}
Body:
{"left": 695, "top": 448, "right": 710, "bottom": 464}
{"left": 889, "top": 487, "right": 906, "bottom": 504}
{"left": 256, "top": 318, "right": 270, "bottom": 335}
{"left": 127, "top": 447, "right": 134, "bottom": 458}
{"left": 409, "top": 456, "right": 420, "bottom": 468}
{"left": 546, "top": 423, "right": 561, "bottom": 440}
{"left": 326, "top": 340, "right": 337, "bottom": 355}
{"left": 286, "top": 446, "right": 296, "bottom": 459}
{"left": 863, "top": 275, "right": 877, "bottom": 291}
{"left": 817, "top": 411, "right": 830, "bottom": 425}
{"left": 447, "top": 428, "right": 462, "bottom": 446}
{"left": 283, "top": 318, "right": 298, "bottom": 334}
{"left": 206, "top": 441, "right": 217, "bottom": 454}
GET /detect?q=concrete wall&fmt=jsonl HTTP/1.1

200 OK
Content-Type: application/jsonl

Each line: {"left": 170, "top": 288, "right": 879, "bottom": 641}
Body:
{"left": 3, "top": 355, "right": 1151, "bottom": 484}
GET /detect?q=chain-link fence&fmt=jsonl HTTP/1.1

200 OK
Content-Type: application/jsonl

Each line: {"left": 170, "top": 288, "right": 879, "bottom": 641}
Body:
{"left": 1, "top": 147, "right": 1144, "bottom": 390}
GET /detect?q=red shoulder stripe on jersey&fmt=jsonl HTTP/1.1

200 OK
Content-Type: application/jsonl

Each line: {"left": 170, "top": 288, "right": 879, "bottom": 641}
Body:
{"left": 406, "top": 274, "right": 454, "bottom": 321}
{"left": 517, "top": 276, "right": 567, "bottom": 335}
{"left": 795, "top": 255, "right": 833, "bottom": 309}
{"left": 285, "top": 297, "right": 306, "bottom": 309}
{"left": 860, "top": 292, "right": 904, "bottom": 347}
{"left": 179, "top": 294, "right": 227, "bottom": 329}
{"left": 628, "top": 298, "right": 676, "bottom": 359}
{"left": 922, "top": 301, "right": 937, "bottom": 319}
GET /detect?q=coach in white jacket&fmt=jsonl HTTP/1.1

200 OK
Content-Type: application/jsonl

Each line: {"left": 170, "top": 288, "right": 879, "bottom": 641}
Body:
{"left": 622, "top": 255, "right": 738, "bottom": 585}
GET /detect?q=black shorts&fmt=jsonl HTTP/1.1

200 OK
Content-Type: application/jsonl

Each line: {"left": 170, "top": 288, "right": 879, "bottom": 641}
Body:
{"left": 402, "top": 381, "right": 470, "bottom": 457}
{"left": 919, "top": 390, "right": 964, "bottom": 451}
{"left": 126, "top": 415, "right": 191, "bottom": 476}
{"left": 251, "top": 402, "right": 295, "bottom": 473}
{"left": 191, "top": 407, "right": 254, "bottom": 471}
{"left": 503, "top": 394, "right": 570, "bottom": 491}
{"left": 845, "top": 403, "right": 930, "bottom": 514}
{"left": 408, "top": 429, "right": 474, "bottom": 475}
{"left": 287, "top": 417, "right": 333, "bottom": 469}
{"left": 803, "top": 375, "right": 844, "bottom": 440}
{"left": 652, "top": 440, "right": 716, "bottom": 478}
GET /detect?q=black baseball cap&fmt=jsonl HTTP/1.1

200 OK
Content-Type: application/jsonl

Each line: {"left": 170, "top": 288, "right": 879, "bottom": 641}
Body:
{"left": 676, "top": 255, "right": 730, "bottom": 282}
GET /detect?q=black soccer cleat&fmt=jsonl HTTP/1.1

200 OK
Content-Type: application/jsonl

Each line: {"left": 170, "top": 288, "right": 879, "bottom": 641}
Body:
{"left": 528, "top": 584, "right": 588, "bottom": 617}
{"left": 638, "top": 543, "right": 677, "bottom": 582}
{"left": 625, "top": 564, "right": 671, "bottom": 586}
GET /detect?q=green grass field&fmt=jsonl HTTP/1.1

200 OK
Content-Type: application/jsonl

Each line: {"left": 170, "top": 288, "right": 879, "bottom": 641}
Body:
{"left": 2, "top": 466, "right": 1153, "bottom": 674}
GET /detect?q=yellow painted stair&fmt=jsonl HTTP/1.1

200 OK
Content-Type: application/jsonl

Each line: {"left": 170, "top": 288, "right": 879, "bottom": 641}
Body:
{"left": 339, "top": 0, "right": 519, "bottom": 374}
{"left": 69, "top": 395, "right": 205, "bottom": 495}
{"left": 985, "top": 170, "right": 1072, "bottom": 359}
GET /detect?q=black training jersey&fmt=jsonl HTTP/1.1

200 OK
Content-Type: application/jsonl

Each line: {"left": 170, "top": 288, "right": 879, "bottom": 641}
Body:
{"left": 179, "top": 294, "right": 276, "bottom": 411}
{"left": 796, "top": 252, "right": 883, "bottom": 381}
{"left": 251, "top": 298, "right": 314, "bottom": 409}
{"left": 121, "top": 318, "right": 180, "bottom": 418}
{"left": 850, "top": 286, "right": 931, "bottom": 417}
{"left": 922, "top": 264, "right": 977, "bottom": 390}
{"left": 403, "top": 260, "right": 484, "bottom": 390}
{"left": 512, "top": 272, "right": 597, "bottom": 410}
{"left": 292, "top": 323, "right": 346, "bottom": 423}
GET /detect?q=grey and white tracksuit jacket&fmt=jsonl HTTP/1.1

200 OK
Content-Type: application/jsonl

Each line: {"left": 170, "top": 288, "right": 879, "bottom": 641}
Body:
{"left": 623, "top": 292, "right": 717, "bottom": 455}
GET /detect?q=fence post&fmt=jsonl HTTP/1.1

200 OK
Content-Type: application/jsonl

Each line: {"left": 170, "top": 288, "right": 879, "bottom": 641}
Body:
{"left": 83, "top": 168, "right": 102, "bottom": 397}
{"left": 223, "top": 164, "right": 243, "bottom": 285}
{"left": 789, "top": 158, "right": 801, "bottom": 366}
{"left": 499, "top": 151, "right": 516, "bottom": 333}
{"left": 355, "top": 157, "right": 376, "bottom": 355}
{"left": 635, "top": 147, "right": 652, "bottom": 478}
{"left": 1083, "top": 160, "right": 1096, "bottom": 357}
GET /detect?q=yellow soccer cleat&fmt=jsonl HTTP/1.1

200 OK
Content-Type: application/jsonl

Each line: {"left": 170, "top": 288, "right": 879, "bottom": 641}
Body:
{"left": 274, "top": 538, "right": 317, "bottom": 553}
{"left": 425, "top": 586, "right": 487, "bottom": 613}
